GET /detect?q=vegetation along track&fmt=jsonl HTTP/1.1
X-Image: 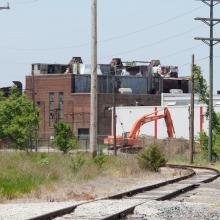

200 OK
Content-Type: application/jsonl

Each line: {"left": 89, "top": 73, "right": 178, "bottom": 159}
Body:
{"left": 28, "top": 165, "right": 220, "bottom": 220}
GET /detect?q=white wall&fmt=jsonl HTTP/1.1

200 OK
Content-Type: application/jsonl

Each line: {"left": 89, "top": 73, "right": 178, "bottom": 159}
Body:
{"left": 116, "top": 106, "right": 220, "bottom": 140}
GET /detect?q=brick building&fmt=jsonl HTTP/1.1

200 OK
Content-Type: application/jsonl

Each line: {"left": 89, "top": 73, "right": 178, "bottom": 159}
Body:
{"left": 25, "top": 58, "right": 189, "bottom": 142}
{"left": 0, "top": 81, "right": 22, "bottom": 97}
{"left": 26, "top": 74, "right": 161, "bottom": 141}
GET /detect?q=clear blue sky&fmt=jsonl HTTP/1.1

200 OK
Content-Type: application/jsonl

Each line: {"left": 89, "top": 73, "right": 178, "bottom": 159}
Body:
{"left": 0, "top": 0, "right": 219, "bottom": 92}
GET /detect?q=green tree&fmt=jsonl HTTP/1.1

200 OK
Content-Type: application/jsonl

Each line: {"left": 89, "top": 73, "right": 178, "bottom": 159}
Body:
{"left": 0, "top": 87, "right": 40, "bottom": 150}
{"left": 193, "top": 65, "right": 208, "bottom": 104}
{"left": 194, "top": 65, "right": 220, "bottom": 132}
{"left": 194, "top": 65, "right": 220, "bottom": 158}
{"left": 53, "top": 122, "right": 78, "bottom": 154}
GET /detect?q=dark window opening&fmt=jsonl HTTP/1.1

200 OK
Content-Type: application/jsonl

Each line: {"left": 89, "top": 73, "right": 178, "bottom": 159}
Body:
{"left": 49, "top": 92, "right": 55, "bottom": 127}
{"left": 78, "top": 128, "right": 89, "bottom": 140}
{"left": 58, "top": 92, "right": 64, "bottom": 121}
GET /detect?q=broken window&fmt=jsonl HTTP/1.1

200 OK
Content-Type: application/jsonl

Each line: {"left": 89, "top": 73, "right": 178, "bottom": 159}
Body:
{"left": 49, "top": 92, "right": 55, "bottom": 127}
{"left": 58, "top": 92, "right": 64, "bottom": 121}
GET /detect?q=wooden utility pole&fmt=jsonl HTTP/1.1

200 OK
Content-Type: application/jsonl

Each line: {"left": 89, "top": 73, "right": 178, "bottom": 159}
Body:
{"left": 31, "top": 70, "right": 36, "bottom": 116}
{"left": 195, "top": 0, "right": 220, "bottom": 162}
{"left": 90, "top": 0, "right": 97, "bottom": 157}
{"left": 113, "top": 66, "right": 117, "bottom": 156}
{"left": 31, "top": 68, "right": 38, "bottom": 152}
{"left": 189, "top": 54, "right": 195, "bottom": 164}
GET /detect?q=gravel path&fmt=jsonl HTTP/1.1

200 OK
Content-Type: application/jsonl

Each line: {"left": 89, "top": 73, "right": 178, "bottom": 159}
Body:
{"left": 182, "top": 176, "right": 220, "bottom": 204}
{"left": 55, "top": 199, "right": 147, "bottom": 220}
{"left": 131, "top": 200, "right": 220, "bottom": 220}
{"left": 0, "top": 202, "right": 81, "bottom": 220}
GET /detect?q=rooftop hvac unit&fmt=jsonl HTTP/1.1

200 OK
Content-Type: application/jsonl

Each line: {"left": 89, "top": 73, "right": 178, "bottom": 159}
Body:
{"left": 166, "top": 102, "right": 177, "bottom": 106}
{"left": 215, "top": 102, "right": 220, "bottom": 106}
{"left": 72, "top": 63, "right": 85, "bottom": 75}
{"left": 119, "top": 88, "right": 132, "bottom": 94}
{"left": 169, "top": 89, "right": 183, "bottom": 94}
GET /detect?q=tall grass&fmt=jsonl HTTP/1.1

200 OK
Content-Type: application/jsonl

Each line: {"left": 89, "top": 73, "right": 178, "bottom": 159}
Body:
{"left": 0, "top": 152, "right": 64, "bottom": 200}
{"left": 0, "top": 151, "right": 175, "bottom": 201}
{"left": 0, "top": 152, "right": 143, "bottom": 200}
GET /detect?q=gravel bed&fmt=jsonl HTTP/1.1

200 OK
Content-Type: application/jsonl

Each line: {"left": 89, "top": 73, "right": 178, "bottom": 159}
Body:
{"left": 0, "top": 202, "right": 81, "bottom": 220}
{"left": 132, "top": 200, "right": 220, "bottom": 220}
{"left": 54, "top": 199, "right": 147, "bottom": 220}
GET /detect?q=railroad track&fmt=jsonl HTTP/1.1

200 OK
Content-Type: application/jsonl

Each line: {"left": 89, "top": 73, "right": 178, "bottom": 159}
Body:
{"left": 28, "top": 165, "right": 220, "bottom": 220}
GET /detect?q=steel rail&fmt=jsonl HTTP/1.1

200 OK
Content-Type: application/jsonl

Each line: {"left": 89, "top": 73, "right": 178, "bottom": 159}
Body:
{"left": 27, "top": 165, "right": 219, "bottom": 220}
{"left": 102, "top": 165, "right": 220, "bottom": 220}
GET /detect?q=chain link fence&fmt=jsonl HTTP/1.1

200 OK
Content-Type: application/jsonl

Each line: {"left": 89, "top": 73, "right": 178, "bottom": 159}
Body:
{"left": 0, "top": 135, "right": 109, "bottom": 153}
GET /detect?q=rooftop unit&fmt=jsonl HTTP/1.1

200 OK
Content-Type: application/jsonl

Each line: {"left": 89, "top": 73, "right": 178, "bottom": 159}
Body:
{"left": 32, "top": 63, "right": 68, "bottom": 75}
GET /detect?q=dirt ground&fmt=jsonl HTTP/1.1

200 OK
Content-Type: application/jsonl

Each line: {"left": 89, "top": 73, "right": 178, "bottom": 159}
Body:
{"left": 7, "top": 167, "right": 186, "bottom": 203}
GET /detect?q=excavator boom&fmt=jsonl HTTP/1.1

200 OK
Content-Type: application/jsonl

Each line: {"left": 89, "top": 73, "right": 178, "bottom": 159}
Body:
{"left": 104, "top": 107, "right": 175, "bottom": 148}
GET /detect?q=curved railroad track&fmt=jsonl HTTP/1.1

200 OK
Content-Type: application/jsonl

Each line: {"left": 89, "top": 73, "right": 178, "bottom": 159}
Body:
{"left": 28, "top": 165, "right": 220, "bottom": 220}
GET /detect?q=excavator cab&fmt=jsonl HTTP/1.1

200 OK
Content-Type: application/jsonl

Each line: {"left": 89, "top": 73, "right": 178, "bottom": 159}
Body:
{"left": 122, "top": 132, "right": 129, "bottom": 146}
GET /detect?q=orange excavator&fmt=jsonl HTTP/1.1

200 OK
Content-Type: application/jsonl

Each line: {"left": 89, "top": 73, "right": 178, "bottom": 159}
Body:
{"left": 104, "top": 107, "right": 175, "bottom": 148}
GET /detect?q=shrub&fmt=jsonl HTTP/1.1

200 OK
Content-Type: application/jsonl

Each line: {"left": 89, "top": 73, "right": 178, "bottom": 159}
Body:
{"left": 93, "top": 154, "right": 107, "bottom": 168}
{"left": 198, "top": 131, "right": 219, "bottom": 160}
{"left": 53, "top": 122, "right": 78, "bottom": 154}
{"left": 137, "top": 144, "right": 167, "bottom": 172}
{"left": 198, "top": 131, "right": 208, "bottom": 158}
{"left": 70, "top": 154, "right": 86, "bottom": 173}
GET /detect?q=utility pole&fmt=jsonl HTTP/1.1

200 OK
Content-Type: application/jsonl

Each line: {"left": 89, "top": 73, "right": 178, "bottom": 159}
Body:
{"left": 0, "top": 2, "right": 10, "bottom": 10}
{"left": 31, "top": 68, "right": 37, "bottom": 152}
{"left": 195, "top": 0, "right": 220, "bottom": 163}
{"left": 31, "top": 70, "right": 36, "bottom": 118}
{"left": 113, "top": 66, "right": 117, "bottom": 156}
{"left": 90, "top": 0, "right": 97, "bottom": 157}
{"left": 189, "top": 54, "right": 195, "bottom": 164}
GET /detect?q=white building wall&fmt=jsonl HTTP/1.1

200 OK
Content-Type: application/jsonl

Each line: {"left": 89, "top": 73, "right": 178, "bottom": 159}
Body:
{"left": 116, "top": 106, "right": 220, "bottom": 140}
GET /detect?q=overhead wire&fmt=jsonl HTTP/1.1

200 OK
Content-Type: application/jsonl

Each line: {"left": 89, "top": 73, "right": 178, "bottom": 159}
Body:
{"left": 2, "top": 23, "right": 203, "bottom": 62}
{"left": 12, "top": 43, "right": 89, "bottom": 52}
{"left": 1, "top": 5, "right": 204, "bottom": 52}
{"left": 0, "top": 42, "right": 211, "bottom": 69}
{"left": 100, "top": 5, "right": 204, "bottom": 43}
{"left": 98, "top": 25, "right": 204, "bottom": 61}
{"left": 179, "top": 56, "right": 209, "bottom": 68}
{"left": 8, "top": 0, "right": 39, "bottom": 5}
{"left": 159, "top": 44, "right": 204, "bottom": 60}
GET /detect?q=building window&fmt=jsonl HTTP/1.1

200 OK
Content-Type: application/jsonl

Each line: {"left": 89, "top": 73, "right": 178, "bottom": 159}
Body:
{"left": 49, "top": 92, "right": 55, "bottom": 127}
{"left": 78, "top": 128, "right": 89, "bottom": 140}
{"left": 58, "top": 92, "right": 64, "bottom": 121}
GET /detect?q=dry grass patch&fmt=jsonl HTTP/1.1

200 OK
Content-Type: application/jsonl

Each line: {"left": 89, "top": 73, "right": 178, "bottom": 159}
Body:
{"left": 0, "top": 151, "right": 184, "bottom": 202}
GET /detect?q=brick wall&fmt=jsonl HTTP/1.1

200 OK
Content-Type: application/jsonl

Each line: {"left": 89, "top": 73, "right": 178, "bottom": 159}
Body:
{"left": 26, "top": 74, "right": 161, "bottom": 140}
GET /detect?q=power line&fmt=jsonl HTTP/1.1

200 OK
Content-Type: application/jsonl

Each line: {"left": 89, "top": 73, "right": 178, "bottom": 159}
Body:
{"left": 9, "top": 0, "right": 39, "bottom": 5}
{"left": 159, "top": 44, "right": 204, "bottom": 60}
{"left": 179, "top": 56, "right": 209, "bottom": 68}
{"left": 0, "top": 6, "right": 204, "bottom": 51}
{"left": 1, "top": 24, "right": 203, "bottom": 58}
{"left": 100, "top": 6, "right": 204, "bottom": 43}
{"left": 98, "top": 25, "right": 203, "bottom": 61}
{"left": 12, "top": 43, "right": 88, "bottom": 51}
